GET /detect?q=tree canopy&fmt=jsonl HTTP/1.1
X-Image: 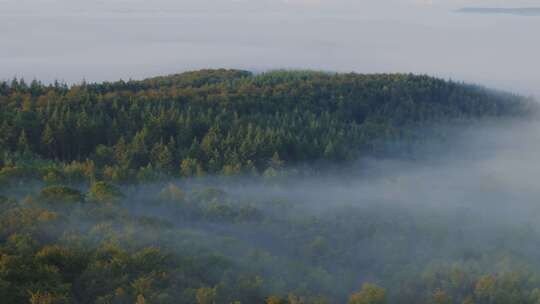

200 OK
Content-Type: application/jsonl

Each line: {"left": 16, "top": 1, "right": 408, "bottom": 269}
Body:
{"left": 0, "top": 70, "right": 537, "bottom": 303}
{"left": 0, "top": 70, "right": 532, "bottom": 185}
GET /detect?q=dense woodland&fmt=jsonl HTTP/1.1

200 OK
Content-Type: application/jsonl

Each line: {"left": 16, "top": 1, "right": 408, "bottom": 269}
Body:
{"left": 0, "top": 70, "right": 538, "bottom": 303}
{"left": 0, "top": 69, "right": 532, "bottom": 184}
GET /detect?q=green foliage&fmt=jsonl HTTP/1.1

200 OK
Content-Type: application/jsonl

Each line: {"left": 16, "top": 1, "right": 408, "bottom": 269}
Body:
{"left": 348, "top": 284, "right": 386, "bottom": 304}
{"left": 41, "top": 168, "right": 65, "bottom": 185}
{"left": 0, "top": 166, "right": 39, "bottom": 185}
{"left": 196, "top": 287, "right": 217, "bottom": 304}
{"left": 2, "top": 179, "right": 540, "bottom": 303}
{"left": 0, "top": 70, "right": 537, "bottom": 303}
{"left": 86, "top": 181, "right": 124, "bottom": 204}
{"left": 180, "top": 157, "right": 204, "bottom": 178}
{"left": 38, "top": 185, "right": 83, "bottom": 204}
{"left": 0, "top": 195, "right": 14, "bottom": 206}
{"left": 0, "top": 70, "right": 532, "bottom": 184}
{"left": 29, "top": 291, "right": 70, "bottom": 304}
{"left": 159, "top": 184, "right": 186, "bottom": 202}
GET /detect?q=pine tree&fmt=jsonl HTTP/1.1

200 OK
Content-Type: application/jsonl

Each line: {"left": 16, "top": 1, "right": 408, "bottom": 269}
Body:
{"left": 114, "top": 137, "right": 130, "bottom": 168}
{"left": 269, "top": 152, "right": 284, "bottom": 169}
{"left": 151, "top": 142, "right": 173, "bottom": 173}
{"left": 17, "top": 130, "right": 30, "bottom": 154}
{"left": 41, "top": 124, "right": 56, "bottom": 158}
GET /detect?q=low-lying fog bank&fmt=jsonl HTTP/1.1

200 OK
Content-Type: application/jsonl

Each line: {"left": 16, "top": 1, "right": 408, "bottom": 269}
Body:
{"left": 3, "top": 116, "right": 540, "bottom": 302}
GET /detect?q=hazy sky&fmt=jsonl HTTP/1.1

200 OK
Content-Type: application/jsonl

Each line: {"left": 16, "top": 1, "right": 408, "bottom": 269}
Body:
{"left": 1, "top": 0, "right": 539, "bottom": 96}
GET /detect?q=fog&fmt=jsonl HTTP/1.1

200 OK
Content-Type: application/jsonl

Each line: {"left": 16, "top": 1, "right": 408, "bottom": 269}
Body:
{"left": 1, "top": 0, "right": 539, "bottom": 97}
{"left": 175, "top": 117, "right": 540, "bottom": 220}
{"left": 5, "top": 2, "right": 540, "bottom": 301}
{"left": 99, "top": 116, "right": 540, "bottom": 300}
{"left": 3, "top": 91, "right": 540, "bottom": 299}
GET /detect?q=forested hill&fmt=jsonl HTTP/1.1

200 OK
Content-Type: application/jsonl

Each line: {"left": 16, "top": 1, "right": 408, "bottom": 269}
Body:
{"left": 0, "top": 70, "right": 539, "bottom": 304}
{"left": 0, "top": 69, "right": 532, "bottom": 183}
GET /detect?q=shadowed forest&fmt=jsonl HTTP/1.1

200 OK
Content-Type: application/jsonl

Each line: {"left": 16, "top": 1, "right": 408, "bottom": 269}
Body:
{"left": 1, "top": 70, "right": 539, "bottom": 303}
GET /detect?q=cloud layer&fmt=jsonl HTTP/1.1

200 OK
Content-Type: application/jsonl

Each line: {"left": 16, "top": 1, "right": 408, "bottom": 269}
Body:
{"left": 1, "top": 0, "right": 539, "bottom": 96}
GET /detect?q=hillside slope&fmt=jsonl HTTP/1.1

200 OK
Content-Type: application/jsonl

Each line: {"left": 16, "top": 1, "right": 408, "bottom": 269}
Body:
{"left": 0, "top": 70, "right": 539, "bottom": 304}
{"left": 0, "top": 69, "right": 532, "bottom": 183}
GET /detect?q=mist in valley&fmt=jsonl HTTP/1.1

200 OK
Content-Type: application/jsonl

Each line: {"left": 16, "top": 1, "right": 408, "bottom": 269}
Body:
{"left": 136, "top": 115, "right": 540, "bottom": 301}
{"left": 6, "top": 115, "right": 540, "bottom": 301}
{"left": 2, "top": 1, "right": 540, "bottom": 302}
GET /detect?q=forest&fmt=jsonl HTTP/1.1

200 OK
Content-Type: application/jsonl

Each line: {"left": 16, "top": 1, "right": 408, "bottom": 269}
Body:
{"left": 0, "top": 69, "right": 539, "bottom": 304}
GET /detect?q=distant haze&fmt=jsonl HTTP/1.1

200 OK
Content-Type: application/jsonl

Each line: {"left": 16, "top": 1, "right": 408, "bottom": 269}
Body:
{"left": 1, "top": 0, "right": 539, "bottom": 96}
{"left": 458, "top": 7, "right": 540, "bottom": 16}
